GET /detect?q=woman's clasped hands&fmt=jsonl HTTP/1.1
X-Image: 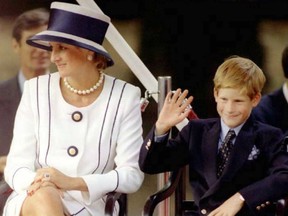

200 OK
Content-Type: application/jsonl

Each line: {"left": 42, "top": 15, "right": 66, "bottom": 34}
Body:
{"left": 26, "top": 167, "right": 65, "bottom": 197}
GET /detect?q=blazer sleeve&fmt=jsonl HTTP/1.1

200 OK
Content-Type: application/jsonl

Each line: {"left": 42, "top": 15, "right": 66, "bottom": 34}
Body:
{"left": 139, "top": 124, "right": 190, "bottom": 174}
{"left": 239, "top": 128, "right": 288, "bottom": 214}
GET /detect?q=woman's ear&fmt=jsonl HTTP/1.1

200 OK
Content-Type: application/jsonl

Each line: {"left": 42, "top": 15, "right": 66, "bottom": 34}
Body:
{"left": 85, "top": 50, "right": 95, "bottom": 61}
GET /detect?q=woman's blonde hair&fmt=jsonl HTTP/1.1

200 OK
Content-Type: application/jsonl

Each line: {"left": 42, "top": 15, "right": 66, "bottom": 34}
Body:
{"left": 213, "top": 55, "right": 266, "bottom": 99}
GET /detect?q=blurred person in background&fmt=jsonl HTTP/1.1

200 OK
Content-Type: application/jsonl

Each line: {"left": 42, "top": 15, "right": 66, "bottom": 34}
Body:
{"left": 253, "top": 45, "right": 288, "bottom": 135}
{"left": 0, "top": 8, "right": 50, "bottom": 179}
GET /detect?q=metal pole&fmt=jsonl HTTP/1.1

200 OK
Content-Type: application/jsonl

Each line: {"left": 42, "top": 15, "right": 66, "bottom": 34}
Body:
{"left": 158, "top": 76, "right": 172, "bottom": 113}
{"left": 157, "top": 76, "right": 172, "bottom": 216}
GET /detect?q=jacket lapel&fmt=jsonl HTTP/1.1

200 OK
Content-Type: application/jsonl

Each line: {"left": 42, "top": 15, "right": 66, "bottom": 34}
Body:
{"left": 221, "top": 118, "right": 255, "bottom": 180}
{"left": 202, "top": 120, "right": 221, "bottom": 186}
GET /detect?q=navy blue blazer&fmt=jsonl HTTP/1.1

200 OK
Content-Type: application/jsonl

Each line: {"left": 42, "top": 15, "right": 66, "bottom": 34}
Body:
{"left": 139, "top": 116, "right": 288, "bottom": 216}
{"left": 0, "top": 76, "right": 21, "bottom": 156}
{"left": 252, "top": 87, "right": 288, "bottom": 134}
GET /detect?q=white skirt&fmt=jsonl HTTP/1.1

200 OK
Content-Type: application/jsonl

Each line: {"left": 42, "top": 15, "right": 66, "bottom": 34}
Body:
{"left": 3, "top": 191, "right": 119, "bottom": 216}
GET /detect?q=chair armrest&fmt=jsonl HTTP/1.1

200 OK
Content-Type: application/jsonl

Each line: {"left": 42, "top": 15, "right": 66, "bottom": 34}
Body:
{"left": 142, "top": 168, "right": 184, "bottom": 216}
{"left": 105, "top": 191, "right": 127, "bottom": 216}
{"left": 0, "top": 180, "right": 10, "bottom": 194}
{"left": 0, "top": 180, "right": 12, "bottom": 215}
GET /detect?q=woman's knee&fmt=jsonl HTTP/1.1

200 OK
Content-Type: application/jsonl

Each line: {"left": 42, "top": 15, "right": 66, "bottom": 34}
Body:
{"left": 21, "top": 187, "right": 63, "bottom": 215}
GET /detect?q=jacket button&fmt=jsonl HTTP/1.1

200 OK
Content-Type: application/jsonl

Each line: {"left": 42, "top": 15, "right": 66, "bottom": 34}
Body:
{"left": 145, "top": 139, "right": 152, "bottom": 150}
{"left": 256, "top": 205, "right": 261, "bottom": 210}
{"left": 72, "top": 111, "right": 82, "bottom": 122}
{"left": 67, "top": 146, "right": 78, "bottom": 157}
{"left": 201, "top": 209, "right": 207, "bottom": 215}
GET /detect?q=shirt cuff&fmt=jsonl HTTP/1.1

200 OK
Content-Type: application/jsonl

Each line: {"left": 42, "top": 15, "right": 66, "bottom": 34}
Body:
{"left": 154, "top": 131, "right": 169, "bottom": 142}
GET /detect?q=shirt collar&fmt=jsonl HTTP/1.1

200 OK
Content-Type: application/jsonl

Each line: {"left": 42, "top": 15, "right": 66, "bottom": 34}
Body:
{"left": 220, "top": 119, "right": 244, "bottom": 142}
{"left": 17, "top": 70, "right": 26, "bottom": 94}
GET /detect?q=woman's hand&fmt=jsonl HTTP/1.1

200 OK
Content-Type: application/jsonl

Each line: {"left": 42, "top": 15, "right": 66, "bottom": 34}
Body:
{"left": 35, "top": 167, "right": 70, "bottom": 190}
{"left": 208, "top": 192, "right": 245, "bottom": 216}
{"left": 27, "top": 167, "right": 88, "bottom": 196}
{"left": 27, "top": 179, "right": 58, "bottom": 196}
{"left": 155, "top": 88, "right": 193, "bottom": 135}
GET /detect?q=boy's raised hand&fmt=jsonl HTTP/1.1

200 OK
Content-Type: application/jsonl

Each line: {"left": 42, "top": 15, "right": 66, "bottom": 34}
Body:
{"left": 155, "top": 88, "right": 193, "bottom": 135}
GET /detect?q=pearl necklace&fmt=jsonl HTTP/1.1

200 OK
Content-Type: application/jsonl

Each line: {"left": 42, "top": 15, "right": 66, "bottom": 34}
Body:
{"left": 63, "top": 72, "right": 104, "bottom": 95}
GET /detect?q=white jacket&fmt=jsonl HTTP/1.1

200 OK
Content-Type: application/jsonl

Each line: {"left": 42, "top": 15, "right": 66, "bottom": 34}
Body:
{"left": 4, "top": 72, "right": 144, "bottom": 216}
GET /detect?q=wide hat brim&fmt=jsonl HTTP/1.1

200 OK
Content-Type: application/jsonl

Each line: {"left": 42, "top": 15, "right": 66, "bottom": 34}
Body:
{"left": 26, "top": 2, "right": 114, "bottom": 67}
{"left": 27, "top": 31, "right": 114, "bottom": 67}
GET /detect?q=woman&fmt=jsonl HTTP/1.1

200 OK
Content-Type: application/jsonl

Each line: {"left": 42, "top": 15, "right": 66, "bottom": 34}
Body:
{"left": 3, "top": 2, "right": 144, "bottom": 216}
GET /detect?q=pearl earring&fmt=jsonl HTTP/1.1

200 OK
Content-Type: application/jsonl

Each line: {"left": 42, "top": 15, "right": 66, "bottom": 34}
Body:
{"left": 87, "top": 55, "right": 93, "bottom": 61}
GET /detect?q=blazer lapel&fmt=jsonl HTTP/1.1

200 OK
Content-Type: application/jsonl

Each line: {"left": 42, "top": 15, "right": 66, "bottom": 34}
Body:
{"left": 202, "top": 120, "right": 221, "bottom": 186}
{"left": 221, "top": 119, "right": 255, "bottom": 180}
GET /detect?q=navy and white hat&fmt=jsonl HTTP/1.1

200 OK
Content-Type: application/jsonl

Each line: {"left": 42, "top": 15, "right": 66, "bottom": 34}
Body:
{"left": 27, "top": 2, "right": 114, "bottom": 67}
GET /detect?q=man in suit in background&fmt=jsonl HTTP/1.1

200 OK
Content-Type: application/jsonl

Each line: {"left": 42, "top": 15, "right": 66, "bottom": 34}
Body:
{"left": 252, "top": 46, "right": 288, "bottom": 135}
{"left": 0, "top": 8, "right": 50, "bottom": 179}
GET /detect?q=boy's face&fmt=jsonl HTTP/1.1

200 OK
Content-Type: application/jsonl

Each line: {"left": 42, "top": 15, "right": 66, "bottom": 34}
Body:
{"left": 214, "top": 88, "right": 260, "bottom": 128}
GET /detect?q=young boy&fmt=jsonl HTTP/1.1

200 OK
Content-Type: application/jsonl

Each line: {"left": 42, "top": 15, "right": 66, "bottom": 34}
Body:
{"left": 139, "top": 56, "right": 288, "bottom": 216}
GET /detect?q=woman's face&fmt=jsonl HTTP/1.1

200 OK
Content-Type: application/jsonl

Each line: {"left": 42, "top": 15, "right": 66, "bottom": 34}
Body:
{"left": 50, "top": 42, "right": 90, "bottom": 77}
